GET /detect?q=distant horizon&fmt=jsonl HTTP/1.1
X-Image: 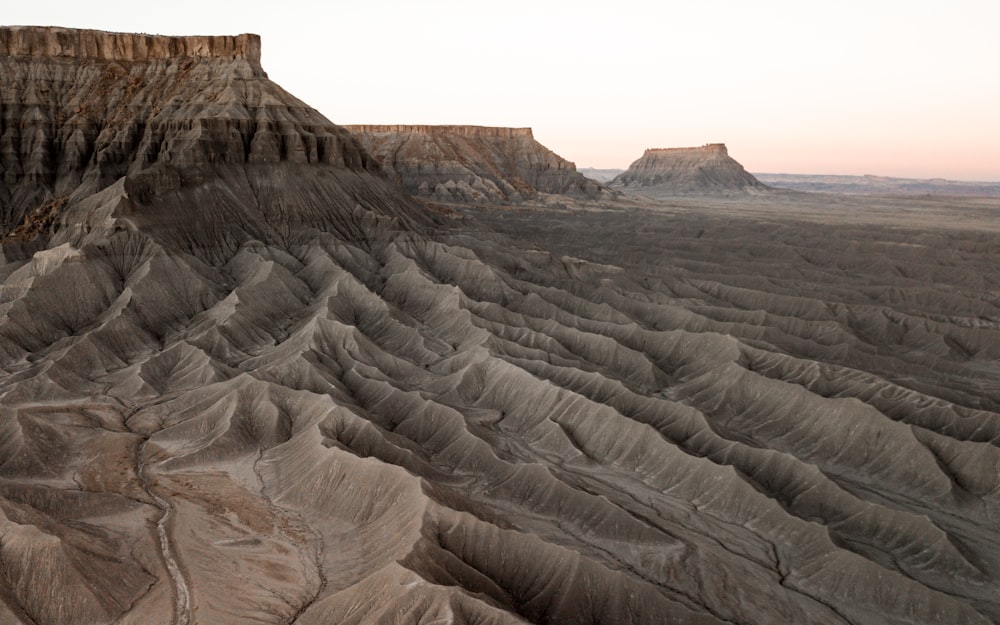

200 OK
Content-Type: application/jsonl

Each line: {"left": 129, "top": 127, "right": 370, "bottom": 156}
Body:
{"left": 749, "top": 171, "right": 1000, "bottom": 183}
{"left": 558, "top": 139, "right": 1000, "bottom": 183}
{"left": 335, "top": 123, "right": 1000, "bottom": 182}
{"left": 4, "top": 1, "right": 999, "bottom": 182}
{"left": 571, "top": 164, "right": 1000, "bottom": 184}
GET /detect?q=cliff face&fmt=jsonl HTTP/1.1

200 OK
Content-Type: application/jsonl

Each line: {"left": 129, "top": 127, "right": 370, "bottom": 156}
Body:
{"left": 611, "top": 143, "right": 768, "bottom": 195}
{"left": 346, "top": 124, "right": 610, "bottom": 204}
{"left": 1, "top": 26, "right": 404, "bottom": 253}
{"left": 0, "top": 26, "right": 261, "bottom": 61}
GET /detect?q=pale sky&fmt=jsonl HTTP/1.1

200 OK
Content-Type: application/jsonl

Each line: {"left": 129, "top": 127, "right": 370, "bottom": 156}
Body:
{"left": 5, "top": 1, "right": 999, "bottom": 180}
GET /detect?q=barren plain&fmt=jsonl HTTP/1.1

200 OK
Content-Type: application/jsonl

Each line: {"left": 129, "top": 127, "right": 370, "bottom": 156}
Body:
{"left": 1, "top": 26, "right": 999, "bottom": 625}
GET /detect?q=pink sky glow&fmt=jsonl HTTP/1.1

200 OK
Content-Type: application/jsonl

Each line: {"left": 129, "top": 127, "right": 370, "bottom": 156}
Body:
{"left": 5, "top": 0, "right": 999, "bottom": 180}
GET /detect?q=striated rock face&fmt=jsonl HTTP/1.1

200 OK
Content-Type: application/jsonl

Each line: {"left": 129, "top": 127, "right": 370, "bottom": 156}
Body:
{"left": 0, "top": 26, "right": 401, "bottom": 253}
{"left": 612, "top": 143, "right": 769, "bottom": 195}
{"left": 346, "top": 124, "right": 610, "bottom": 204}
{"left": 0, "top": 26, "right": 261, "bottom": 61}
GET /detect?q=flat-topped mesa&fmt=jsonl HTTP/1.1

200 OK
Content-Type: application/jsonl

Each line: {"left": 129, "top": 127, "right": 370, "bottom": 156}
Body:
{"left": 611, "top": 142, "right": 768, "bottom": 196}
{"left": 644, "top": 143, "right": 729, "bottom": 156}
{"left": 347, "top": 125, "right": 534, "bottom": 139}
{"left": 0, "top": 26, "right": 261, "bottom": 63}
{"left": 0, "top": 26, "right": 418, "bottom": 254}
{"left": 346, "top": 124, "right": 610, "bottom": 204}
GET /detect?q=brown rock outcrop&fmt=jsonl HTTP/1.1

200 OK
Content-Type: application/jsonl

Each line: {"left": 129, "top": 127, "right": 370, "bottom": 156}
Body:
{"left": 1, "top": 26, "right": 408, "bottom": 254}
{"left": 612, "top": 143, "right": 769, "bottom": 195}
{"left": 346, "top": 124, "right": 610, "bottom": 204}
{"left": 0, "top": 25, "right": 260, "bottom": 61}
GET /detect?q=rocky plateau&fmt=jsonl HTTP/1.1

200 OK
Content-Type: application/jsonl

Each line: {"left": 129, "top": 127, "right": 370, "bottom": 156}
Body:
{"left": 1, "top": 26, "right": 1000, "bottom": 625}
{"left": 346, "top": 124, "right": 610, "bottom": 205}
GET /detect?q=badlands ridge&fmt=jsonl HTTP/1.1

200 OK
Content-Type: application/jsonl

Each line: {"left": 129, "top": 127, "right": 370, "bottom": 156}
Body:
{"left": 1, "top": 26, "right": 999, "bottom": 625}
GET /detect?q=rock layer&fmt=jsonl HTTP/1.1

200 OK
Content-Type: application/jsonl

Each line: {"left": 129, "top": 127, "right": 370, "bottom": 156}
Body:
{"left": 612, "top": 143, "right": 768, "bottom": 195}
{"left": 0, "top": 26, "right": 404, "bottom": 253}
{"left": 0, "top": 25, "right": 260, "bottom": 61}
{"left": 346, "top": 124, "right": 609, "bottom": 204}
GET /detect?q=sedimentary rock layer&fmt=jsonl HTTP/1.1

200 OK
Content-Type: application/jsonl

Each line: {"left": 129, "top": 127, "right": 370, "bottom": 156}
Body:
{"left": 612, "top": 143, "right": 768, "bottom": 195}
{"left": 0, "top": 25, "right": 260, "bottom": 61}
{"left": 0, "top": 26, "right": 406, "bottom": 251}
{"left": 346, "top": 124, "right": 609, "bottom": 204}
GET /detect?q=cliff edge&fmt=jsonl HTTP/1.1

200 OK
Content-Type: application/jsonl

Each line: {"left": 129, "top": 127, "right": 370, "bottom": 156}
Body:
{"left": 346, "top": 124, "right": 611, "bottom": 204}
{"left": 0, "top": 25, "right": 261, "bottom": 61}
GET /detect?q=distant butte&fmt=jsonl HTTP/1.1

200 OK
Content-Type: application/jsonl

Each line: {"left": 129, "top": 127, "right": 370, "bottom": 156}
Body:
{"left": 612, "top": 143, "right": 769, "bottom": 196}
{"left": 346, "top": 124, "right": 612, "bottom": 204}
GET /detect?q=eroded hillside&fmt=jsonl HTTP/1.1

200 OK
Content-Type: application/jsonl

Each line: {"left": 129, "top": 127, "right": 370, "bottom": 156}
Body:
{"left": 1, "top": 26, "right": 999, "bottom": 625}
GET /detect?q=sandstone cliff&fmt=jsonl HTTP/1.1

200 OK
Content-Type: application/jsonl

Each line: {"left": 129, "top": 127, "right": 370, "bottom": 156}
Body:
{"left": 0, "top": 26, "right": 417, "bottom": 255}
{"left": 612, "top": 143, "right": 769, "bottom": 195}
{"left": 346, "top": 124, "right": 610, "bottom": 204}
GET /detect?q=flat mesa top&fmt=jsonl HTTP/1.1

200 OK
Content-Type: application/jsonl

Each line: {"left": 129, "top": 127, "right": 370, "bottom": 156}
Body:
{"left": 0, "top": 26, "right": 260, "bottom": 62}
{"left": 644, "top": 144, "right": 729, "bottom": 156}
{"left": 346, "top": 125, "right": 534, "bottom": 139}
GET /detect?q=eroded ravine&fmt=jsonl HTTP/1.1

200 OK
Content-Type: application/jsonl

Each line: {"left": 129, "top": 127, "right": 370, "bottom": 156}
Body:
{"left": 137, "top": 439, "right": 191, "bottom": 625}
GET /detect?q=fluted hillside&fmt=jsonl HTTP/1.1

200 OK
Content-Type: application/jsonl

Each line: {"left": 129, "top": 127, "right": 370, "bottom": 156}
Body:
{"left": 0, "top": 26, "right": 421, "bottom": 257}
